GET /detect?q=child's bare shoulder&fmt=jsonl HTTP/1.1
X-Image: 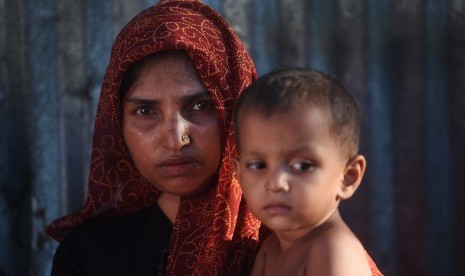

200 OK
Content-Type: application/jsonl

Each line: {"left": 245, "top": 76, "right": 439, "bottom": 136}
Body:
{"left": 250, "top": 233, "right": 279, "bottom": 276}
{"left": 261, "top": 232, "right": 279, "bottom": 251}
{"left": 305, "top": 225, "right": 372, "bottom": 275}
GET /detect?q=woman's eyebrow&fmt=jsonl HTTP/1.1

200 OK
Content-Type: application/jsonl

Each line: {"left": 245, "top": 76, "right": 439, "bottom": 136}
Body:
{"left": 124, "top": 97, "right": 160, "bottom": 105}
{"left": 181, "top": 90, "right": 211, "bottom": 103}
{"left": 124, "top": 90, "right": 210, "bottom": 105}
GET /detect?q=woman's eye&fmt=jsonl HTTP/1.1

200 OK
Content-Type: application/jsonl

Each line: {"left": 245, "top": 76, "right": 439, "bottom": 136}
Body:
{"left": 136, "top": 106, "right": 153, "bottom": 116}
{"left": 192, "top": 100, "right": 213, "bottom": 111}
{"left": 290, "top": 161, "right": 314, "bottom": 172}
{"left": 246, "top": 161, "right": 266, "bottom": 170}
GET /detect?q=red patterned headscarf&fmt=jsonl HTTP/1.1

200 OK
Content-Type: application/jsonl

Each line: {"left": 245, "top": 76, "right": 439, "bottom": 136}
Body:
{"left": 46, "top": 0, "right": 262, "bottom": 274}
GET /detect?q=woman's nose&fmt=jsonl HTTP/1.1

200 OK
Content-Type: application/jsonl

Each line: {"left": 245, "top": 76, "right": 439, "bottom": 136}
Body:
{"left": 163, "top": 112, "right": 190, "bottom": 151}
{"left": 265, "top": 170, "right": 290, "bottom": 193}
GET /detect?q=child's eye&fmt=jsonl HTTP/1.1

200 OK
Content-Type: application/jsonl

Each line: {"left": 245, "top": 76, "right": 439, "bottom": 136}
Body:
{"left": 246, "top": 161, "right": 266, "bottom": 170}
{"left": 290, "top": 161, "right": 314, "bottom": 172}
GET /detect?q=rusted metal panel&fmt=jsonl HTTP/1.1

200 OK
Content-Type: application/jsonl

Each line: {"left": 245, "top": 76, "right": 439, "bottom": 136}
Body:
{"left": 448, "top": 2, "right": 465, "bottom": 274}
{"left": 24, "top": 0, "right": 61, "bottom": 274}
{"left": 250, "top": 0, "right": 280, "bottom": 75}
{"left": 57, "top": 0, "right": 87, "bottom": 217}
{"left": 364, "top": 1, "right": 397, "bottom": 274}
{"left": 424, "top": 1, "right": 453, "bottom": 275}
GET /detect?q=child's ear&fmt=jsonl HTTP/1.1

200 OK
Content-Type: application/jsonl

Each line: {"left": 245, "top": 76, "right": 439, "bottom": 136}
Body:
{"left": 337, "top": 155, "right": 366, "bottom": 200}
{"left": 232, "top": 156, "right": 241, "bottom": 177}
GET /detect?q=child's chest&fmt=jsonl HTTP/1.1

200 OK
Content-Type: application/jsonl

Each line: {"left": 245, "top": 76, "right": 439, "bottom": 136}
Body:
{"left": 262, "top": 245, "right": 309, "bottom": 276}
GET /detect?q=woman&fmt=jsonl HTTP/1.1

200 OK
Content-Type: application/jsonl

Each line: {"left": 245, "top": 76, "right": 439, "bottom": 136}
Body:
{"left": 47, "top": 1, "right": 262, "bottom": 275}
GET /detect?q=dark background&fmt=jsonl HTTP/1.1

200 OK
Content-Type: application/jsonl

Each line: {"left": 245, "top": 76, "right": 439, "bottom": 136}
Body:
{"left": 1, "top": 0, "right": 464, "bottom": 275}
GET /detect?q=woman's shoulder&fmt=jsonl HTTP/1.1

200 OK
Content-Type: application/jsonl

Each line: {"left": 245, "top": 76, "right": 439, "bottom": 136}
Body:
{"left": 52, "top": 204, "right": 172, "bottom": 276}
{"left": 58, "top": 206, "right": 153, "bottom": 254}
{"left": 70, "top": 204, "right": 172, "bottom": 245}
{"left": 68, "top": 206, "right": 153, "bottom": 239}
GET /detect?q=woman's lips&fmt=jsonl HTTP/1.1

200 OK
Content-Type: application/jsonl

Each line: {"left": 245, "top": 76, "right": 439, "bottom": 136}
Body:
{"left": 263, "top": 203, "right": 292, "bottom": 215}
{"left": 158, "top": 157, "right": 199, "bottom": 176}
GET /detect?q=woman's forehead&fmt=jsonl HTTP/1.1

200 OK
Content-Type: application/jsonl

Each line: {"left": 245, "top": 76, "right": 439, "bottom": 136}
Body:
{"left": 130, "top": 52, "right": 200, "bottom": 86}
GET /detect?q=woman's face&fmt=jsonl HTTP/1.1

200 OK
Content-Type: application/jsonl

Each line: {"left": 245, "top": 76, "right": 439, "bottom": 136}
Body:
{"left": 122, "top": 52, "right": 222, "bottom": 196}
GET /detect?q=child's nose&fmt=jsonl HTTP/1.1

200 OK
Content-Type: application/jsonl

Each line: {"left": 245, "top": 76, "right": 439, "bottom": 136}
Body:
{"left": 265, "top": 170, "right": 290, "bottom": 193}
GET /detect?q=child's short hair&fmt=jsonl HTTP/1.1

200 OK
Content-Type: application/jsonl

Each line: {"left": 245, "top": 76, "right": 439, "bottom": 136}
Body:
{"left": 234, "top": 66, "right": 361, "bottom": 157}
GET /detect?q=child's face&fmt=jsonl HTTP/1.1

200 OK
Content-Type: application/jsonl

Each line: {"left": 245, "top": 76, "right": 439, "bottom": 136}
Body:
{"left": 234, "top": 106, "right": 348, "bottom": 236}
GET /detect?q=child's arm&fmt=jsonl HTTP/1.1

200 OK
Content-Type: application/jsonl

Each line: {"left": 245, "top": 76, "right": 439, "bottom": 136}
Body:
{"left": 305, "top": 230, "right": 372, "bottom": 275}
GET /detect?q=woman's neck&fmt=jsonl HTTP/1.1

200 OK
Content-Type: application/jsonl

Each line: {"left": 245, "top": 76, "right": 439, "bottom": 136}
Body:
{"left": 157, "top": 193, "right": 180, "bottom": 224}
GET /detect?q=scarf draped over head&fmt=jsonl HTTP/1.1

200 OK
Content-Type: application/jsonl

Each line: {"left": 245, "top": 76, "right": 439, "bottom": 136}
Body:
{"left": 46, "top": 0, "right": 261, "bottom": 274}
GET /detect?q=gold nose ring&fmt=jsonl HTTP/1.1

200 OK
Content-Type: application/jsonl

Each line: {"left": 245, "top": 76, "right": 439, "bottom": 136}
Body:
{"left": 182, "top": 135, "right": 189, "bottom": 143}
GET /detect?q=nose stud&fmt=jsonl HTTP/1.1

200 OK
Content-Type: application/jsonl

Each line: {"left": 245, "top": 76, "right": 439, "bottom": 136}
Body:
{"left": 181, "top": 135, "right": 189, "bottom": 143}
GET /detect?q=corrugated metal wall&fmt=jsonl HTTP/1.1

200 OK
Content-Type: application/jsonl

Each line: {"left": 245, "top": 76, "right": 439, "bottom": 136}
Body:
{"left": 1, "top": 0, "right": 464, "bottom": 275}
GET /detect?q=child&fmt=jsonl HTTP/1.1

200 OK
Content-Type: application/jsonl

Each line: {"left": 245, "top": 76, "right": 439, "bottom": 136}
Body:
{"left": 233, "top": 67, "right": 383, "bottom": 275}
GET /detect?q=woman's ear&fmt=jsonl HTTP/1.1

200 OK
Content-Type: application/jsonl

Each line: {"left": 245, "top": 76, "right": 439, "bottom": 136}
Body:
{"left": 337, "top": 155, "right": 366, "bottom": 200}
